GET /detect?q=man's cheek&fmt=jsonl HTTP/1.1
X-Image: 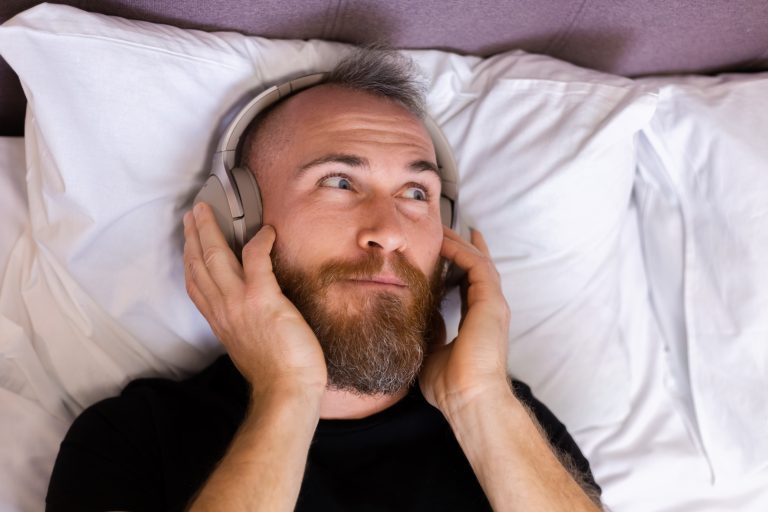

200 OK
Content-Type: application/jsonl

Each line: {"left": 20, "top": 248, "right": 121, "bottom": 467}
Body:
{"left": 270, "top": 234, "right": 304, "bottom": 272}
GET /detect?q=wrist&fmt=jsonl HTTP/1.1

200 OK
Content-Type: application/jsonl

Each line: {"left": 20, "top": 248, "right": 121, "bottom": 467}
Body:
{"left": 248, "top": 384, "right": 324, "bottom": 425}
{"left": 439, "top": 377, "right": 519, "bottom": 427}
{"left": 250, "top": 372, "right": 325, "bottom": 403}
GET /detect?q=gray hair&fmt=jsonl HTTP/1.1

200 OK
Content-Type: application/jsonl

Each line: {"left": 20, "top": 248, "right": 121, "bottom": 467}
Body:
{"left": 325, "top": 44, "right": 427, "bottom": 118}
{"left": 239, "top": 45, "right": 427, "bottom": 170}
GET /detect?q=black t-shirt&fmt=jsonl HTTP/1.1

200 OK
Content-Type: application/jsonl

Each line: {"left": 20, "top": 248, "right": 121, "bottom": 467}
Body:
{"left": 46, "top": 355, "right": 600, "bottom": 511}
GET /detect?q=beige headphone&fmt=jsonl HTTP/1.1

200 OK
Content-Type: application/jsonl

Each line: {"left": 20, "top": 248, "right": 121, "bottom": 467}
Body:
{"left": 193, "top": 73, "right": 467, "bottom": 286}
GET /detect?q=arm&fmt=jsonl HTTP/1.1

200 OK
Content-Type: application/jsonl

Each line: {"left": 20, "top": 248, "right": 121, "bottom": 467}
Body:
{"left": 442, "top": 383, "right": 601, "bottom": 511}
{"left": 420, "top": 227, "right": 602, "bottom": 512}
{"left": 183, "top": 203, "right": 327, "bottom": 511}
{"left": 187, "top": 389, "right": 320, "bottom": 511}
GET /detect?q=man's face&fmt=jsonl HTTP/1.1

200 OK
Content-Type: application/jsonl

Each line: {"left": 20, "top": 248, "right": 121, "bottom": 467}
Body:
{"left": 250, "top": 85, "right": 446, "bottom": 395}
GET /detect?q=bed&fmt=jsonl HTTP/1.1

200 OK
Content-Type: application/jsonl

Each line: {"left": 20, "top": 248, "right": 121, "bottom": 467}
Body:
{"left": 1, "top": 1, "right": 767, "bottom": 510}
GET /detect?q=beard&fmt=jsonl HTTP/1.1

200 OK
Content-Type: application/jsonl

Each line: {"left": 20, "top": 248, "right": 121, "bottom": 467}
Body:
{"left": 271, "top": 248, "right": 446, "bottom": 396}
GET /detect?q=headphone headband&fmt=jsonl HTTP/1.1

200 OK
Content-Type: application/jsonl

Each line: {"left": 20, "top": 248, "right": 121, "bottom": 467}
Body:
{"left": 217, "top": 73, "right": 328, "bottom": 169}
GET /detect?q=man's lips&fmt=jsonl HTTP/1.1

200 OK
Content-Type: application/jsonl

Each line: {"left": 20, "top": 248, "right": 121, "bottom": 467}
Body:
{"left": 347, "top": 275, "right": 407, "bottom": 287}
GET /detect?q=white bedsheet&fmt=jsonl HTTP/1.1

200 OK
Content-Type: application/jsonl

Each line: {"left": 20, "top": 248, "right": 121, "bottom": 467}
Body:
{"left": 0, "top": 137, "right": 25, "bottom": 276}
{"left": 0, "top": 137, "right": 68, "bottom": 511}
{"left": 0, "top": 388, "right": 67, "bottom": 512}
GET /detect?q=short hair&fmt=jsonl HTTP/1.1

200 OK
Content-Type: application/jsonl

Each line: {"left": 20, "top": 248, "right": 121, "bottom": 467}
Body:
{"left": 238, "top": 44, "right": 427, "bottom": 175}
{"left": 324, "top": 44, "right": 427, "bottom": 118}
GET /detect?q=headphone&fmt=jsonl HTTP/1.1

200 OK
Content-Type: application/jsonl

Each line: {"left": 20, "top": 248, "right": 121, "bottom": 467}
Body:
{"left": 193, "top": 73, "right": 467, "bottom": 287}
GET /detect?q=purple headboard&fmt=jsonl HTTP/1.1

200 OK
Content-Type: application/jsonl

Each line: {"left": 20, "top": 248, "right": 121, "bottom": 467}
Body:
{"left": 2, "top": 0, "right": 768, "bottom": 136}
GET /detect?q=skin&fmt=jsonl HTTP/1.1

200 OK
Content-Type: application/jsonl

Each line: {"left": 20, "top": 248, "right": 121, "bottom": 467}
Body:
{"left": 182, "top": 85, "right": 602, "bottom": 511}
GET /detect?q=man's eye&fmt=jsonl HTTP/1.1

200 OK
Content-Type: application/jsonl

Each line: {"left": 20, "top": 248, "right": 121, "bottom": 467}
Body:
{"left": 319, "top": 174, "right": 353, "bottom": 190}
{"left": 403, "top": 186, "right": 429, "bottom": 201}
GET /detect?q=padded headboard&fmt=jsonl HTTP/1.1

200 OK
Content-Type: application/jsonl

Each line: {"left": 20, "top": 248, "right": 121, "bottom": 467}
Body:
{"left": 2, "top": 0, "right": 768, "bottom": 136}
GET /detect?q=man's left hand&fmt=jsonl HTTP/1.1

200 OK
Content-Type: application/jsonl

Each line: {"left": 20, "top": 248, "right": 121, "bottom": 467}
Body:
{"left": 419, "top": 226, "right": 511, "bottom": 416}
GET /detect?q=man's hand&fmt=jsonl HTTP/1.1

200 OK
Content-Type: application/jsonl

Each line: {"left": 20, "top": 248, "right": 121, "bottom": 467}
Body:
{"left": 183, "top": 202, "right": 327, "bottom": 399}
{"left": 420, "top": 226, "right": 602, "bottom": 512}
{"left": 419, "top": 226, "right": 511, "bottom": 415}
{"left": 183, "top": 202, "right": 327, "bottom": 512}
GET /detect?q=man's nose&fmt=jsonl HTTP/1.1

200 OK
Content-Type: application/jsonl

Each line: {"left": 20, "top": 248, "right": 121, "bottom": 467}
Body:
{"left": 356, "top": 195, "right": 407, "bottom": 253}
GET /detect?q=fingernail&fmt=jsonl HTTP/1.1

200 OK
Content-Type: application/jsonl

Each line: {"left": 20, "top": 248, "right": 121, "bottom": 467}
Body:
{"left": 193, "top": 203, "right": 204, "bottom": 218}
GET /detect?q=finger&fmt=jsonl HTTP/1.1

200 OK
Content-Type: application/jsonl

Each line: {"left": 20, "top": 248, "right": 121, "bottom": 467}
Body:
{"left": 193, "top": 202, "right": 245, "bottom": 295}
{"left": 441, "top": 226, "right": 498, "bottom": 274}
{"left": 441, "top": 224, "right": 466, "bottom": 242}
{"left": 442, "top": 225, "right": 491, "bottom": 259}
{"left": 441, "top": 229, "right": 503, "bottom": 300}
{"left": 183, "top": 258, "right": 213, "bottom": 317}
{"left": 241, "top": 225, "right": 285, "bottom": 296}
{"left": 442, "top": 225, "right": 483, "bottom": 255}
{"left": 440, "top": 233, "right": 489, "bottom": 275}
{"left": 183, "top": 211, "right": 217, "bottom": 315}
{"left": 469, "top": 228, "right": 493, "bottom": 259}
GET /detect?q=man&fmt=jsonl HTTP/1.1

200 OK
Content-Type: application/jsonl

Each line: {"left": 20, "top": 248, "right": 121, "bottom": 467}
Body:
{"left": 46, "top": 47, "right": 603, "bottom": 511}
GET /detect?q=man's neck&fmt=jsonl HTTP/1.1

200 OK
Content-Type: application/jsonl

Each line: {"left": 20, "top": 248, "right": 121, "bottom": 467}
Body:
{"left": 319, "top": 386, "right": 409, "bottom": 420}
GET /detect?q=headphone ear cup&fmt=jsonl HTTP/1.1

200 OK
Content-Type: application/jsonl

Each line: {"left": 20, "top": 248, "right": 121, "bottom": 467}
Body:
{"left": 439, "top": 195, "right": 453, "bottom": 229}
{"left": 439, "top": 194, "right": 469, "bottom": 288}
{"left": 193, "top": 174, "right": 238, "bottom": 251}
{"left": 230, "top": 166, "right": 264, "bottom": 247}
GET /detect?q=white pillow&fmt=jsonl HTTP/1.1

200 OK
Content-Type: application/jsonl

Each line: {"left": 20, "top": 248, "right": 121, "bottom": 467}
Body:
{"left": 0, "top": 3, "right": 656, "bottom": 432}
{"left": 424, "top": 54, "right": 657, "bottom": 430}
{"left": 635, "top": 73, "right": 768, "bottom": 478}
{"left": 0, "top": 137, "right": 26, "bottom": 276}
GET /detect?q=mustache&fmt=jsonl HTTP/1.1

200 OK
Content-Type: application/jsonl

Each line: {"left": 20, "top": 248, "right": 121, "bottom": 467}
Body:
{"left": 317, "top": 251, "right": 428, "bottom": 291}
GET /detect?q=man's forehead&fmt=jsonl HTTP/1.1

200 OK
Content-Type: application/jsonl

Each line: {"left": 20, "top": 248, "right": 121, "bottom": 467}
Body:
{"left": 253, "top": 84, "right": 437, "bottom": 185}
{"left": 280, "top": 85, "right": 433, "bottom": 144}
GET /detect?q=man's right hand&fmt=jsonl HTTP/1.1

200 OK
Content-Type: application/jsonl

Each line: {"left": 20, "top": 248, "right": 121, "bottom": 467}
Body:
{"left": 183, "top": 202, "right": 327, "bottom": 401}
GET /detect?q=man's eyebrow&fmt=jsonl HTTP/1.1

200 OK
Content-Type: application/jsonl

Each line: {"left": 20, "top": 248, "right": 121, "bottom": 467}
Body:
{"left": 408, "top": 159, "right": 440, "bottom": 176}
{"left": 297, "top": 153, "right": 367, "bottom": 176}
{"left": 296, "top": 153, "right": 440, "bottom": 177}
